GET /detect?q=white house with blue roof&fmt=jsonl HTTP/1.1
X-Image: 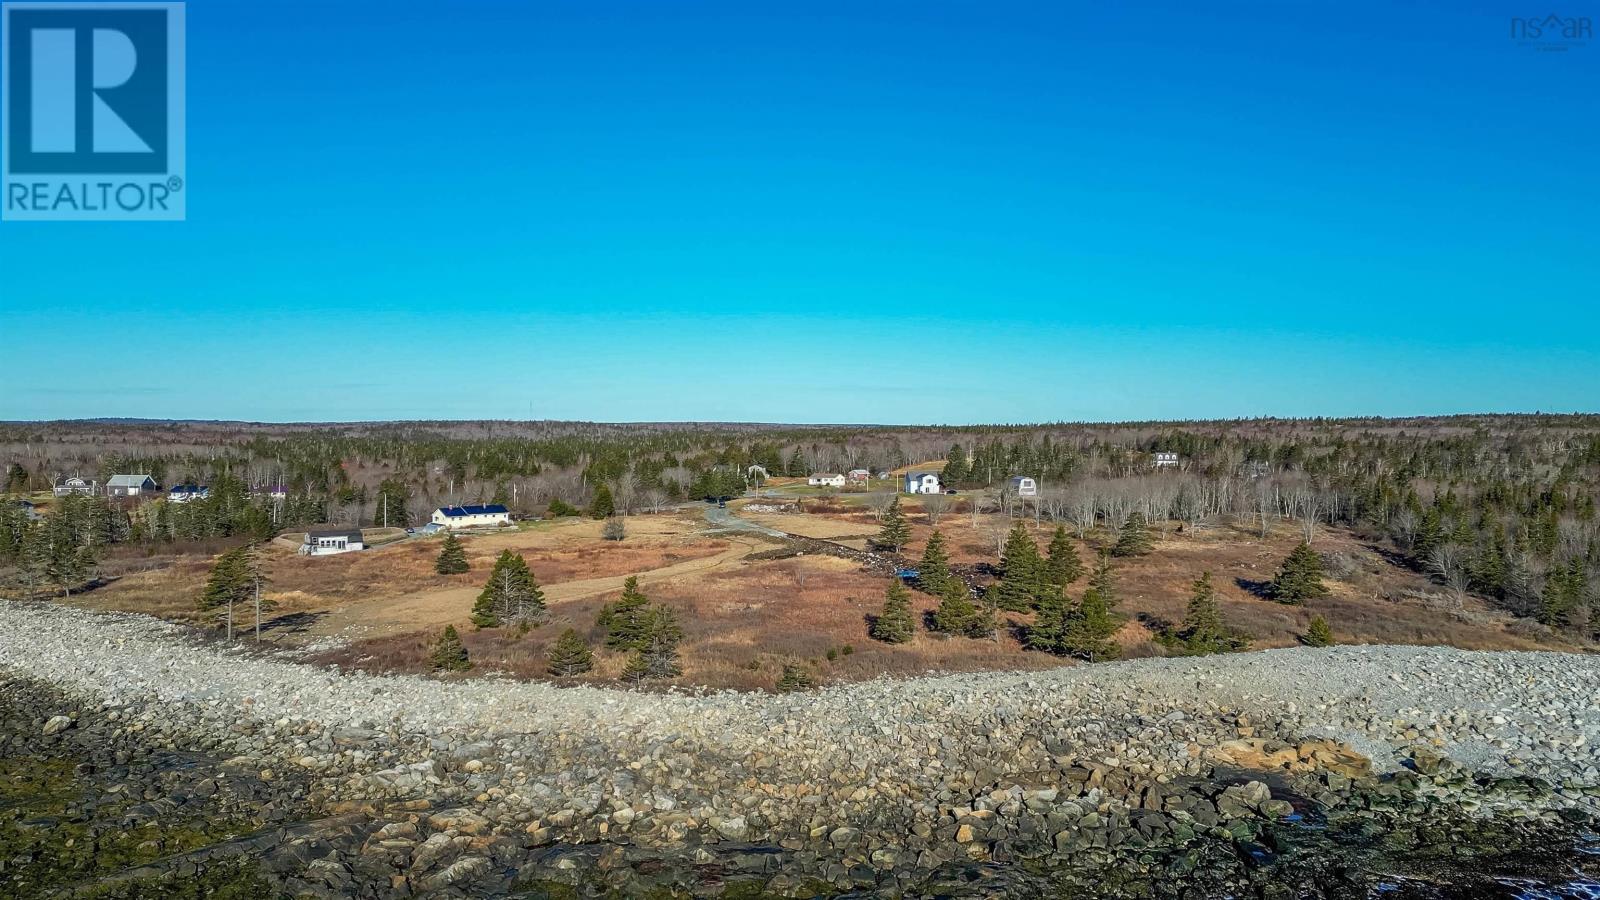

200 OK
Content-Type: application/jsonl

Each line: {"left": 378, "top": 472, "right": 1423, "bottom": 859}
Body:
{"left": 430, "top": 503, "right": 512, "bottom": 530}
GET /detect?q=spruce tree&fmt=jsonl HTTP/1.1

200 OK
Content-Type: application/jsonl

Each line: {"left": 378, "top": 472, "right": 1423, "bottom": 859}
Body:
{"left": 430, "top": 625, "right": 471, "bottom": 672}
{"left": 434, "top": 532, "right": 469, "bottom": 574}
{"left": 588, "top": 484, "right": 615, "bottom": 519}
{"left": 546, "top": 628, "right": 595, "bottom": 676}
{"left": 1088, "top": 551, "right": 1118, "bottom": 610}
{"left": 876, "top": 497, "right": 911, "bottom": 553}
{"left": 199, "top": 546, "right": 252, "bottom": 619}
{"left": 1060, "top": 587, "right": 1120, "bottom": 661}
{"left": 776, "top": 663, "right": 814, "bottom": 692}
{"left": 1026, "top": 584, "right": 1071, "bottom": 653}
{"left": 621, "top": 606, "right": 684, "bottom": 682}
{"left": 932, "top": 577, "right": 979, "bottom": 636}
{"left": 917, "top": 530, "right": 953, "bottom": 595}
{"left": 943, "top": 444, "right": 970, "bottom": 486}
{"left": 470, "top": 550, "right": 545, "bottom": 629}
{"left": 1111, "top": 513, "right": 1154, "bottom": 558}
{"left": 1301, "top": 615, "right": 1334, "bottom": 647}
{"left": 1165, "top": 572, "right": 1249, "bottom": 656}
{"left": 1271, "top": 541, "right": 1329, "bottom": 604}
{"left": 598, "top": 575, "right": 652, "bottom": 649}
{"left": 1044, "top": 525, "right": 1083, "bottom": 588}
{"left": 871, "top": 580, "right": 916, "bottom": 643}
{"left": 995, "top": 522, "right": 1046, "bottom": 611}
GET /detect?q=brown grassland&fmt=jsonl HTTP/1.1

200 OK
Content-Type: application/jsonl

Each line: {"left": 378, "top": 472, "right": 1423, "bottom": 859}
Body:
{"left": 61, "top": 484, "right": 1581, "bottom": 692}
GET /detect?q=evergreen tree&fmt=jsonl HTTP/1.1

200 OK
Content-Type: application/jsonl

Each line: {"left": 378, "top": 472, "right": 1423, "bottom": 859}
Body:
{"left": 776, "top": 663, "right": 814, "bottom": 692}
{"left": 371, "top": 477, "right": 412, "bottom": 528}
{"left": 1044, "top": 525, "right": 1084, "bottom": 587}
{"left": 1026, "top": 584, "right": 1071, "bottom": 653}
{"left": 1540, "top": 562, "right": 1584, "bottom": 628}
{"left": 1271, "top": 541, "right": 1329, "bottom": 604}
{"left": 933, "top": 578, "right": 987, "bottom": 637}
{"left": 199, "top": 546, "right": 253, "bottom": 620}
{"left": 621, "top": 606, "right": 684, "bottom": 682}
{"left": 430, "top": 625, "right": 471, "bottom": 672}
{"left": 434, "top": 532, "right": 469, "bottom": 574}
{"left": 785, "top": 449, "right": 806, "bottom": 478}
{"left": 871, "top": 580, "right": 916, "bottom": 643}
{"left": 546, "top": 627, "right": 595, "bottom": 676}
{"left": 470, "top": 550, "right": 545, "bottom": 629}
{"left": 1301, "top": 614, "right": 1334, "bottom": 647}
{"left": 1163, "top": 572, "right": 1250, "bottom": 656}
{"left": 1088, "top": 551, "right": 1118, "bottom": 610}
{"left": 916, "top": 530, "right": 953, "bottom": 595}
{"left": 1060, "top": 587, "right": 1119, "bottom": 661}
{"left": 42, "top": 518, "right": 94, "bottom": 598}
{"left": 588, "top": 484, "right": 615, "bottom": 519}
{"left": 876, "top": 497, "right": 911, "bottom": 553}
{"left": 994, "top": 522, "right": 1046, "bottom": 611}
{"left": 547, "top": 498, "right": 580, "bottom": 518}
{"left": 943, "top": 444, "right": 970, "bottom": 486}
{"left": 598, "top": 575, "right": 652, "bottom": 649}
{"left": 1111, "top": 513, "right": 1154, "bottom": 558}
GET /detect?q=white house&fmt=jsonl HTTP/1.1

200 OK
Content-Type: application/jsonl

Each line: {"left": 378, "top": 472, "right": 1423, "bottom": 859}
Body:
{"left": 904, "top": 472, "right": 942, "bottom": 494}
{"left": 167, "top": 484, "right": 210, "bottom": 504}
{"left": 1153, "top": 452, "right": 1181, "bottom": 468}
{"left": 301, "top": 527, "right": 365, "bottom": 556}
{"left": 1007, "top": 475, "right": 1039, "bottom": 498}
{"left": 807, "top": 473, "right": 846, "bottom": 488}
{"left": 431, "top": 504, "right": 512, "bottom": 530}
{"left": 106, "top": 474, "right": 157, "bottom": 498}
{"left": 847, "top": 469, "right": 870, "bottom": 483}
{"left": 53, "top": 476, "right": 99, "bottom": 497}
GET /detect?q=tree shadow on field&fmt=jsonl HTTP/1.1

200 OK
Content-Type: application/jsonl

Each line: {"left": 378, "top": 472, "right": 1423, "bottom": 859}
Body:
{"left": 1136, "top": 612, "right": 1173, "bottom": 634}
{"left": 1234, "top": 577, "right": 1274, "bottom": 600}
{"left": 261, "top": 610, "right": 328, "bottom": 634}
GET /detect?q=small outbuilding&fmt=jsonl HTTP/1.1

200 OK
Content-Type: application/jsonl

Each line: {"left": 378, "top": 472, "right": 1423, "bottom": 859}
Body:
{"left": 106, "top": 474, "right": 157, "bottom": 498}
{"left": 1007, "top": 475, "right": 1039, "bottom": 498}
{"left": 301, "top": 528, "right": 365, "bottom": 556}
{"left": 431, "top": 504, "right": 512, "bottom": 530}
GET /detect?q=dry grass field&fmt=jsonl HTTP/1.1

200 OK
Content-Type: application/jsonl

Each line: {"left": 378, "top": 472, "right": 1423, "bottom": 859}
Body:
{"left": 60, "top": 488, "right": 1583, "bottom": 692}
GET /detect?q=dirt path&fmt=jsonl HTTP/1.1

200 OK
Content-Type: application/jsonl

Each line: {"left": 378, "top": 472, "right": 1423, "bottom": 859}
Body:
{"left": 296, "top": 533, "right": 766, "bottom": 643}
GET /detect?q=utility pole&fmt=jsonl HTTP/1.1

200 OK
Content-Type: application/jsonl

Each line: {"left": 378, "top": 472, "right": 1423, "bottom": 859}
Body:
{"left": 254, "top": 575, "right": 262, "bottom": 642}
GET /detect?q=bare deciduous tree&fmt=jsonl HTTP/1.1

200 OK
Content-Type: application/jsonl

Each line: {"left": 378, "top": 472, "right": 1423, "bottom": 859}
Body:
{"left": 922, "top": 493, "right": 951, "bottom": 525}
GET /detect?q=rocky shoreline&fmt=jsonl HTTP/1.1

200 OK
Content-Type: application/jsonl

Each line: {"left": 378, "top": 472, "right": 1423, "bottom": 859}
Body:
{"left": 5, "top": 601, "right": 1600, "bottom": 897}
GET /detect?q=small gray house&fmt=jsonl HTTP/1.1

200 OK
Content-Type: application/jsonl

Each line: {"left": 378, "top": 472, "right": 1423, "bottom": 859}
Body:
{"left": 106, "top": 474, "right": 157, "bottom": 498}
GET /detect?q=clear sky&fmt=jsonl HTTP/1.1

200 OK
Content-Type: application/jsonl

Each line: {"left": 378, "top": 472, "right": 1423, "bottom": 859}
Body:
{"left": 2, "top": 0, "right": 1596, "bottom": 424}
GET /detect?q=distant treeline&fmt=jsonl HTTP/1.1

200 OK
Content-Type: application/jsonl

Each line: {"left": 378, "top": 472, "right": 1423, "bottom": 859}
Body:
{"left": 2, "top": 416, "right": 1599, "bottom": 634}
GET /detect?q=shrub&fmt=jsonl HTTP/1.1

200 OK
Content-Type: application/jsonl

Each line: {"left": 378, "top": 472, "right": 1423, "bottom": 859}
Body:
{"left": 776, "top": 664, "right": 814, "bottom": 693}
{"left": 547, "top": 498, "right": 580, "bottom": 518}
{"left": 602, "top": 517, "right": 626, "bottom": 542}
{"left": 1301, "top": 615, "right": 1334, "bottom": 647}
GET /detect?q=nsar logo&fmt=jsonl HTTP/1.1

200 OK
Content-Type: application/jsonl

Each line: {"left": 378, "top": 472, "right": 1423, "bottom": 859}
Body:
{"left": 2, "top": 2, "right": 185, "bottom": 221}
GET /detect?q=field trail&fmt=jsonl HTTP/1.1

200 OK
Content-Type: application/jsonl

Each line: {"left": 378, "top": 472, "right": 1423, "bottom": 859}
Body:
{"left": 301, "top": 532, "right": 766, "bottom": 642}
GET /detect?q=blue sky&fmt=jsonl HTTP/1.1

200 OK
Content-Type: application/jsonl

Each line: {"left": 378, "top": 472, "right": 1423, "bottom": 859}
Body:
{"left": 2, "top": 0, "right": 1597, "bottom": 424}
